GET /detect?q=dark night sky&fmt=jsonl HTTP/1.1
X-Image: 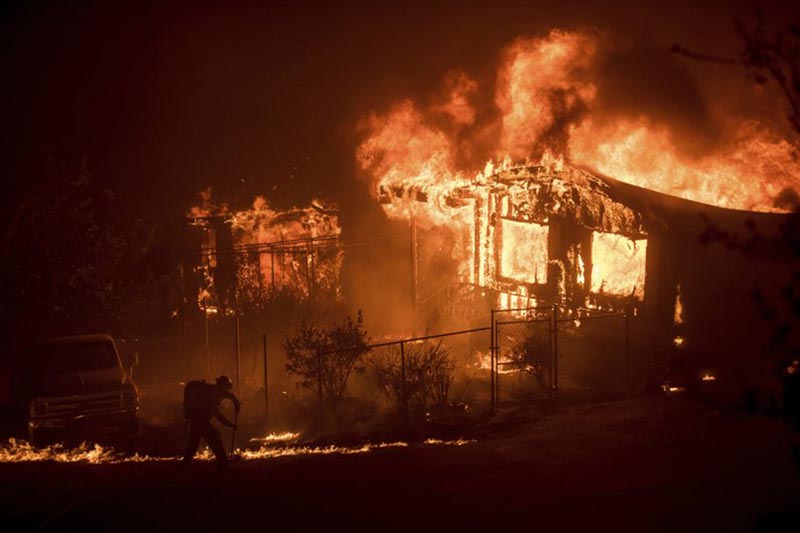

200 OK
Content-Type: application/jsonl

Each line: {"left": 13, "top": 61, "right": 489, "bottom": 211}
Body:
{"left": 1, "top": 0, "right": 798, "bottom": 228}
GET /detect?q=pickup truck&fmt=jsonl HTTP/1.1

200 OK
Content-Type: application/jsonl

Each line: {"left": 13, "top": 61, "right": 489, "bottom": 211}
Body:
{"left": 3, "top": 334, "right": 139, "bottom": 444}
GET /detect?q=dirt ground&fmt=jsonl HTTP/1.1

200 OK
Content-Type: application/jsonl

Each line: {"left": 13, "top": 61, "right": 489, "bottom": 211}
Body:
{"left": 1, "top": 393, "right": 799, "bottom": 532}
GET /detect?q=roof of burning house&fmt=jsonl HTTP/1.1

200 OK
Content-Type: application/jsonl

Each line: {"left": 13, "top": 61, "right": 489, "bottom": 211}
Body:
{"left": 489, "top": 165, "right": 646, "bottom": 238}
{"left": 378, "top": 163, "right": 791, "bottom": 239}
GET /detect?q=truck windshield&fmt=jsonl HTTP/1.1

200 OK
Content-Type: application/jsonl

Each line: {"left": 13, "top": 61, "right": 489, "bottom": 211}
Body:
{"left": 25, "top": 342, "right": 119, "bottom": 374}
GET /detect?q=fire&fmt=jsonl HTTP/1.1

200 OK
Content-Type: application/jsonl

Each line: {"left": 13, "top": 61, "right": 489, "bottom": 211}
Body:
{"left": 0, "top": 439, "right": 133, "bottom": 464}
{"left": 423, "top": 438, "right": 476, "bottom": 446}
{"left": 495, "top": 31, "right": 598, "bottom": 159}
{"left": 590, "top": 233, "right": 646, "bottom": 298}
{"left": 357, "top": 28, "right": 799, "bottom": 216}
{"left": 569, "top": 118, "right": 800, "bottom": 212}
{"left": 247, "top": 431, "right": 301, "bottom": 445}
{"left": 355, "top": 27, "right": 799, "bottom": 316}
{"left": 189, "top": 191, "right": 342, "bottom": 311}
{"left": 0, "top": 438, "right": 475, "bottom": 464}
{"left": 499, "top": 220, "right": 548, "bottom": 284}
{"left": 674, "top": 284, "right": 684, "bottom": 325}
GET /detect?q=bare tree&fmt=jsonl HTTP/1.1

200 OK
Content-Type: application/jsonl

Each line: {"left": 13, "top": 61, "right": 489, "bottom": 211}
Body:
{"left": 672, "top": 13, "right": 800, "bottom": 137}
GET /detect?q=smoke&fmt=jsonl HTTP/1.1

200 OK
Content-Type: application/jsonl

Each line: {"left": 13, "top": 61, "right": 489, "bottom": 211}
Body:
{"left": 591, "top": 41, "right": 723, "bottom": 158}
{"left": 355, "top": 27, "right": 800, "bottom": 213}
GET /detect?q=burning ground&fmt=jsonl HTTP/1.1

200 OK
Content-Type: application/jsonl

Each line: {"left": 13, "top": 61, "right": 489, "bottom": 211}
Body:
{"left": 1, "top": 395, "right": 798, "bottom": 531}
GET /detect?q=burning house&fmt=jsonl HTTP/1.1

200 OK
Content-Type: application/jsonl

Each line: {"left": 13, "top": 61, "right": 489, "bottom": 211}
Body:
{"left": 378, "top": 159, "right": 792, "bottom": 366}
{"left": 184, "top": 195, "right": 343, "bottom": 317}
{"left": 381, "top": 163, "right": 648, "bottom": 315}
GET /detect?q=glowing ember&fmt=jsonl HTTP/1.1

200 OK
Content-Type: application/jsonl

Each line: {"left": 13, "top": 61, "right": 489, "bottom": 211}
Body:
{"left": 701, "top": 373, "right": 717, "bottom": 382}
{"left": 674, "top": 285, "right": 684, "bottom": 325}
{"left": 673, "top": 336, "right": 685, "bottom": 347}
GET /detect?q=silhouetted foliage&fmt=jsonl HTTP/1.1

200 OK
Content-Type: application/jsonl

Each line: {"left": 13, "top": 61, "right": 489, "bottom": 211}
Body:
{"left": 284, "top": 311, "right": 369, "bottom": 407}
{"left": 676, "top": 14, "right": 800, "bottom": 435}
{"left": 1, "top": 160, "right": 175, "bottom": 340}
{"left": 371, "top": 341, "right": 455, "bottom": 415}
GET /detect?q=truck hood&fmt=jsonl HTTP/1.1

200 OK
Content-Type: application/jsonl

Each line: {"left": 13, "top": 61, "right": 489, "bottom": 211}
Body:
{"left": 20, "top": 367, "right": 127, "bottom": 399}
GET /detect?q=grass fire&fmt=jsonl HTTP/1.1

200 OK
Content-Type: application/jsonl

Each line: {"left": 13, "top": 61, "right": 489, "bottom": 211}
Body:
{"left": 2, "top": 1, "right": 800, "bottom": 531}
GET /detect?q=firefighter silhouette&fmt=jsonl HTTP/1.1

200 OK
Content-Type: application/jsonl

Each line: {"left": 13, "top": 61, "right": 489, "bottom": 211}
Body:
{"left": 181, "top": 375, "right": 240, "bottom": 471}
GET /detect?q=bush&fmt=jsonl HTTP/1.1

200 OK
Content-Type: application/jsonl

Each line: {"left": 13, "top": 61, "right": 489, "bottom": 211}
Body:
{"left": 509, "top": 322, "right": 551, "bottom": 390}
{"left": 371, "top": 341, "right": 455, "bottom": 415}
{"left": 285, "top": 311, "right": 369, "bottom": 409}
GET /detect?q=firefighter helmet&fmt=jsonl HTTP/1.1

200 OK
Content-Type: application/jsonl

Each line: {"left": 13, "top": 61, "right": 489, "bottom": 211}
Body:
{"left": 216, "top": 375, "right": 233, "bottom": 390}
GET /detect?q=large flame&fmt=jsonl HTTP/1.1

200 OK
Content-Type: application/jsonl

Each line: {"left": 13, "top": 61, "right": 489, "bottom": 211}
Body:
{"left": 357, "top": 28, "right": 799, "bottom": 217}
{"left": 355, "top": 28, "right": 798, "bottom": 311}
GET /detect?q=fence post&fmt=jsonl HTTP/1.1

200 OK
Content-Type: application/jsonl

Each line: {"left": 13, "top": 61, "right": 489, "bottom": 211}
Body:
{"left": 549, "top": 308, "right": 554, "bottom": 398}
{"left": 400, "top": 341, "right": 408, "bottom": 423}
{"left": 203, "top": 309, "right": 211, "bottom": 380}
{"left": 317, "top": 349, "right": 324, "bottom": 440}
{"left": 268, "top": 333, "right": 269, "bottom": 424}
{"left": 235, "top": 316, "right": 241, "bottom": 397}
{"left": 625, "top": 308, "right": 630, "bottom": 396}
{"left": 490, "top": 309, "right": 496, "bottom": 415}
{"left": 494, "top": 319, "right": 500, "bottom": 407}
{"left": 553, "top": 305, "right": 559, "bottom": 400}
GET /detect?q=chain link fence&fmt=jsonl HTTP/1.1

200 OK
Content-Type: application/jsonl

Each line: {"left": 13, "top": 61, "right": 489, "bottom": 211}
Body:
{"left": 194, "top": 305, "right": 671, "bottom": 437}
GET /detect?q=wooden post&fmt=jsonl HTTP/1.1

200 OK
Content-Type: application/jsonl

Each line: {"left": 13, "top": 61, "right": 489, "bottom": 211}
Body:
{"left": 553, "top": 305, "right": 559, "bottom": 399}
{"left": 400, "top": 341, "right": 408, "bottom": 422}
{"left": 494, "top": 317, "right": 500, "bottom": 407}
{"left": 549, "top": 308, "right": 554, "bottom": 397}
{"left": 256, "top": 251, "right": 264, "bottom": 303}
{"left": 203, "top": 308, "right": 211, "bottom": 379}
{"left": 490, "top": 309, "right": 496, "bottom": 414}
{"left": 268, "top": 333, "right": 269, "bottom": 424}
{"left": 309, "top": 238, "right": 316, "bottom": 297}
{"left": 317, "top": 349, "right": 324, "bottom": 440}
{"left": 410, "top": 215, "right": 418, "bottom": 316}
{"left": 625, "top": 309, "right": 631, "bottom": 396}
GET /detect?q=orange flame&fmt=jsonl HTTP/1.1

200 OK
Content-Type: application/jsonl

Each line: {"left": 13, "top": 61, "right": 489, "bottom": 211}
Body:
{"left": 355, "top": 27, "right": 798, "bottom": 312}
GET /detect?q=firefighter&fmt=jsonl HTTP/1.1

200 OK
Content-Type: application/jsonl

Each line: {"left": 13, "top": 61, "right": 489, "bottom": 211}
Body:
{"left": 181, "top": 375, "right": 241, "bottom": 472}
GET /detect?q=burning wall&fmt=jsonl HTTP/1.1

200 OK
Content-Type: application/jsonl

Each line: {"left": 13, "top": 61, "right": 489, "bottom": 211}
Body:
{"left": 379, "top": 163, "right": 650, "bottom": 316}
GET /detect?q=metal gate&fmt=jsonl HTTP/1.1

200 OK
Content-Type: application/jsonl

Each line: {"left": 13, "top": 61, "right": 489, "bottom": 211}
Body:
{"left": 491, "top": 307, "right": 556, "bottom": 407}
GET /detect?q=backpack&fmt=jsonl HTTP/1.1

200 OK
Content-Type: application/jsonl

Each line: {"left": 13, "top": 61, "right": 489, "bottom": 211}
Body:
{"left": 183, "top": 380, "right": 215, "bottom": 420}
